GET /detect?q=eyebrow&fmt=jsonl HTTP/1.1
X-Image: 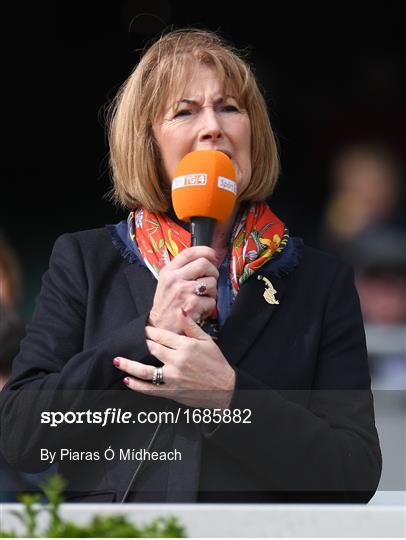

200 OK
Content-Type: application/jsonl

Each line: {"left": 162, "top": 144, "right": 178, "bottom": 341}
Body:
{"left": 174, "top": 95, "right": 237, "bottom": 107}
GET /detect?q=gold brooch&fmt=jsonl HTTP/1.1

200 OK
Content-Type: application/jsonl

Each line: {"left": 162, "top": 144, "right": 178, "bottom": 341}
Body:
{"left": 257, "top": 275, "right": 279, "bottom": 305}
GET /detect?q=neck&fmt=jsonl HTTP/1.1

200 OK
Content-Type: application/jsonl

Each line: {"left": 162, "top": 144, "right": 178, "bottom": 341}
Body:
{"left": 167, "top": 202, "right": 243, "bottom": 266}
{"left": 211, "top": 203, "right": 241, "bottom": 266}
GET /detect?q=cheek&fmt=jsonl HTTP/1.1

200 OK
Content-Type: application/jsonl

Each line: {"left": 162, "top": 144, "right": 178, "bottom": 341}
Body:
{"left": 157, "top": 128, "right": 192, "bottom": 179}
{"left": 239, "top": 126, "right": 252, "bottom": 173}
{"left": 237, "top": 119, "right": 251, "bottom": 159}
{"left": 236, "top": 123, "right": 252, "bottom": 191}
{"left": 155, "top": 136, "right": 176, "bottom": 181}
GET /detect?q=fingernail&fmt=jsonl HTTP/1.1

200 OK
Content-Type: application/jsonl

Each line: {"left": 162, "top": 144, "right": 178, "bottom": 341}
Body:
{"left": 123, "top": 377, "right": 130, "bottom": 386}
{"left": 113, "top": 358, "right": 120, "bottom": 367}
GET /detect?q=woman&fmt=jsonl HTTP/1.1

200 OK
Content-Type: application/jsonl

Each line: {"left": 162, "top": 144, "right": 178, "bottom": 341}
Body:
{"left": 0, "top": 29, "right": 381, "bottom": 503}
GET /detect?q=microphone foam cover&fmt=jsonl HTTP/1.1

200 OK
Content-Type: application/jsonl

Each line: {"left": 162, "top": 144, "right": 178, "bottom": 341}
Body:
{"left": 171, "top": 150, "right": 237, "bottom": 223}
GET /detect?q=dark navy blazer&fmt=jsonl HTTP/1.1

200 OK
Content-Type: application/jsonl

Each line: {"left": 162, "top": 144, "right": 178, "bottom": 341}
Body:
{"left": 0, "top": 227, "right": 381, "bottom": 503}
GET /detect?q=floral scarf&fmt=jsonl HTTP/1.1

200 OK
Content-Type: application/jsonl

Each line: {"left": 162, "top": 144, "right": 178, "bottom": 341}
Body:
{"left": 128, "top": 202, "right": 288, "bottom": 300}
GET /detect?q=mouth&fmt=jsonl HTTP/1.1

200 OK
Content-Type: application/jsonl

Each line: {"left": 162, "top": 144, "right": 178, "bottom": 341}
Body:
{"left": 216, "top": 149, "right": 233, "bottom": 160}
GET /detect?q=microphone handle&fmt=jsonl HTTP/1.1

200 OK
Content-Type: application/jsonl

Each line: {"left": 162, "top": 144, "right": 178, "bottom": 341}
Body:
{"left": 191, "top": 217, "right": 216, "bottom": 247}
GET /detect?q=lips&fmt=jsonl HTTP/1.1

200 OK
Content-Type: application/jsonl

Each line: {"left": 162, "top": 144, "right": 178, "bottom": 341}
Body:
{"left": 192, "top": 148, "right": 233, "bottom": 160}
{"left": 216, "top": 149, "right": 232, "bottom": 159}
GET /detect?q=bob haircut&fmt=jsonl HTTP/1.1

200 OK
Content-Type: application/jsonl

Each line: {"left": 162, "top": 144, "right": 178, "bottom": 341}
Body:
{"left": 108, "top": 28, "right": 280, "bottom": 212}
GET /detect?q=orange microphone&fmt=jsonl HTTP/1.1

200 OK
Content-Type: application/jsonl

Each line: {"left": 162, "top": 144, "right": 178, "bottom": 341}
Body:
{"left": 171, "top": 150, "right": 237, "bottom": 246}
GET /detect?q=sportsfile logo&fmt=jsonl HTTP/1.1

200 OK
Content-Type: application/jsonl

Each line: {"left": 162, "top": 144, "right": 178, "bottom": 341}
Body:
{"left": 172, "top": 174, "right": 207, "bottom": 190}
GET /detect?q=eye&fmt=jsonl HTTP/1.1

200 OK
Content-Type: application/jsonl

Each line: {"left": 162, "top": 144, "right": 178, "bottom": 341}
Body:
{"left": 221, "top": 105, "right": 239, "bottom": 113}
{"left": 173, "top": 109, "right": 192, "bottom": 118}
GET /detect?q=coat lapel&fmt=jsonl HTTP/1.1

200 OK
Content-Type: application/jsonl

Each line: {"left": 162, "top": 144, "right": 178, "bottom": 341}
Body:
{"left": 123, "top": 262, "right": 157, "bottom": 315}
{"left": 123, "top": 258, "right": 291, "bottom": 369}
{"left": 121, "top": 265, "right": 202, "bottom": 502}
{"left": 217, "top": 273, "right": 291, "bottom": 367}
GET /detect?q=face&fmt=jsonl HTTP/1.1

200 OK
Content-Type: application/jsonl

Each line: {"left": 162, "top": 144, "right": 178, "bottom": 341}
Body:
{"left": 153, "top": 64, "right": 251, "bottom": 196}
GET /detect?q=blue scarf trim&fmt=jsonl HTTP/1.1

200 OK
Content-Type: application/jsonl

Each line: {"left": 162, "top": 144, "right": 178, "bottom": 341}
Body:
{"left": 106, "top": 221, "right": 146, "bottom": 268}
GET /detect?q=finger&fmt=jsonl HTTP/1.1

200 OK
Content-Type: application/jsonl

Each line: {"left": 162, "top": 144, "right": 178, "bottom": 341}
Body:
{"left": 145, "top": 326, "right": 187, "bottom": 349}
{"left": 113, "top": 357, "right": 155, "bottom": 381}
{"left": 183, "top": 295, "right": 216, "bottom": 321}
{"left": 146, "top": 339, "right": 178, "bottom": 363}
{"left": 179, "top": 308, "right": 210, "bottom": 340}
{"left": 192, "top": 276, "right": 217, "bottom": 298}
{"left": 123, "top": 376, "right": 167, "bottom": 397}
{"left": 170, "top": 246, "right": 217, "bottom": 270}
{"left": 179, "top": 258, "right": 219, "bottom": 281}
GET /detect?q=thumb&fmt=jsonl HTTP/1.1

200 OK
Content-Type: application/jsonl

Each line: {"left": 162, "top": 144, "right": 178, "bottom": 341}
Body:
{"left": 180, "top": 308, "right": 209, "bottom": 340}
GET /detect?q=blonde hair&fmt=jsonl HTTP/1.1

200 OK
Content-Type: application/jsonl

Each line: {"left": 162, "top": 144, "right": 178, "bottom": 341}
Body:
{"left": 108, "top": 29, "right": 279, "bottom": 211}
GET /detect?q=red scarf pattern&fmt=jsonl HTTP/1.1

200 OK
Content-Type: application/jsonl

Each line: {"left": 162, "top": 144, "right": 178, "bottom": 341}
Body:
{"left": 128, "top": 202, "right": 287, "bottom": 297}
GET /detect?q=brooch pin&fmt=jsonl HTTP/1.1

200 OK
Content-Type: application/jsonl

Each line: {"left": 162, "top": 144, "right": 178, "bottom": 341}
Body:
{"left": 257, "top": 275, "right": 279, "bottom": 305}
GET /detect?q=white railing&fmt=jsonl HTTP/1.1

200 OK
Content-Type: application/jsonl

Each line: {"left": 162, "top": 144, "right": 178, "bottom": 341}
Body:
{"left": 1, "top": 503, "right": 404, "bottom": 537}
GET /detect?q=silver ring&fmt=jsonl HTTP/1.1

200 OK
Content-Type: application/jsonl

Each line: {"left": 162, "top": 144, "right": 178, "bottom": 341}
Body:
{"left": 152, "top": 366, "right": 164, "bottom": 386}
{"left": 195, "top": 281, "right": 207, "bottom": 296}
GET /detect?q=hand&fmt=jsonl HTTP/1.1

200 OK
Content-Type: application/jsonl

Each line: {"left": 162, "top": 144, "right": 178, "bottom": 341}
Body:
{"left": 113, "top": 309, "right": 236, "bottom": 409}
{"left": 148, "top": 246, "right": 219, "bottom": 334}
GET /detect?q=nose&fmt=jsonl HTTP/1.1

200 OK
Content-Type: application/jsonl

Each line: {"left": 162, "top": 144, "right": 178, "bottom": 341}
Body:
{"left": 198, "top": 107, "right": 223, "bottom": 142}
